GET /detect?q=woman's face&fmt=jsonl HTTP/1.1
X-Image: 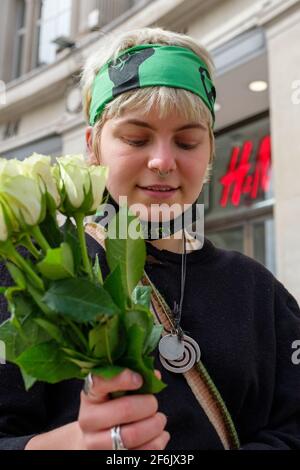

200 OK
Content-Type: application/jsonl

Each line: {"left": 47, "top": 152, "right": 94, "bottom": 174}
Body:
{"left": 86, "top": 105, "right": 211, "bottom": 222}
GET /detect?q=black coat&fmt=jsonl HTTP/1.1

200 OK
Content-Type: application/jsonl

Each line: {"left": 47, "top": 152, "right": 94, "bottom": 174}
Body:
{"left": 0, "top": 234, "right": 300, "bottom": 450}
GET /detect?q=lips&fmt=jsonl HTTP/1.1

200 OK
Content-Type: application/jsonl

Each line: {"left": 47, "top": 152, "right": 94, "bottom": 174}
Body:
{"left": 137, "top": 185, "right": 179, "bottom": 191}
{"left": 137, "top": 185, "right": 179, "bottom": 200}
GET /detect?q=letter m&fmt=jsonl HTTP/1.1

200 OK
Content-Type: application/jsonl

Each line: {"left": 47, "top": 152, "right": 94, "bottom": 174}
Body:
{"left": 0, "top": 340, "right": 6, "bottom": 364}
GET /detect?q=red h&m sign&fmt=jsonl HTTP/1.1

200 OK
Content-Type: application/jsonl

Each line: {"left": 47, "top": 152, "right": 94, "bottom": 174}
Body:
{"left": 219, "top": 135, "right": 271, "bottom": 207}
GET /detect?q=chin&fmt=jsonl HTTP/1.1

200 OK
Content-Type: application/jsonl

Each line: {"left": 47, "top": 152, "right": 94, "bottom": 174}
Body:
{"left": 134, "top": 203, "right": 186, "bottom": 224}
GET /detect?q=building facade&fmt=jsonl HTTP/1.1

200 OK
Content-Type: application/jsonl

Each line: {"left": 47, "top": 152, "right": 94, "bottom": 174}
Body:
{"left": 0, "top": 0, "right": 299, "bottom": 302}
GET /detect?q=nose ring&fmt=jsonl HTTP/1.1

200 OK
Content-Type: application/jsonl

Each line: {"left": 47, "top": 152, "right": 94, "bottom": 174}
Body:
{"left": 157, "top": 170, "right": 170, "bottom": 178}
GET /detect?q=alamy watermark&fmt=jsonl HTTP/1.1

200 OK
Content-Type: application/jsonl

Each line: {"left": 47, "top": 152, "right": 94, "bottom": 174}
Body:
{"left": 291, "top": 340, "right": 300, "bottom": 365}
{"left": 92, "top": 196, "right": 205, "bottom": 244}
{"left": 0, "top": 80, "right": 6, "bottom": 106}
{"left": 291, "top": 80, "right": 300, "bottom": 105}
{"left": 0, "top": 340, "right": 6, "bottom": 365}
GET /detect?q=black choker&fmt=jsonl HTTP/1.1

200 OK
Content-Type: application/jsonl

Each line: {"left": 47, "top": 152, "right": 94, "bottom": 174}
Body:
{"left": 93, "top": 189, "right": 202, "bottom": 241}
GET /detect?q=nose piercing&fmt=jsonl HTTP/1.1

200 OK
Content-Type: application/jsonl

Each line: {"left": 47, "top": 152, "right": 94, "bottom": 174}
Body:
{"left": 156, "top": 170, "right": 170, "bottom": 178}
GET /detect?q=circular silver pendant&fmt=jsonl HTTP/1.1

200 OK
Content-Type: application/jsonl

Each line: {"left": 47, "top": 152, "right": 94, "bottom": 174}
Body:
{"left": 158, "top": 334, "right": 185, "bottom": 361}
{"left": 159, "top": 334, "right": 201, "bottom": 373}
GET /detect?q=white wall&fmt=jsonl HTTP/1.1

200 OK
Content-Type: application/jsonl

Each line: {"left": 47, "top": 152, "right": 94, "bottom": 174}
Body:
{"left": 266, "top": 8, "right": 300, "bottom": 302}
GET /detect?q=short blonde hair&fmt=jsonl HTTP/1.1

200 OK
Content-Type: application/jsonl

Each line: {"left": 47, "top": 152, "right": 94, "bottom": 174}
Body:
{"left": 80, "top": 27, "right": 216, "bottom": 182}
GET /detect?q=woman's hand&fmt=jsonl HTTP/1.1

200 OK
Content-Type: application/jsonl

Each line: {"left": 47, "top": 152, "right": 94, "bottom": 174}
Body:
{"left": 77, "top": 368, "right": 170, "bottom": 450}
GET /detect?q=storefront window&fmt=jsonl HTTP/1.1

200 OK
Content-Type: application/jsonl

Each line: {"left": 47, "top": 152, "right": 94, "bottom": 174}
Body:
{"left": 12, "top": 0, "right": 26, "bottom": 79}
{"left": 253, "top": 218, "right": 276, "bottom": 275}
{"left": 207, "top": 226, "right": 244, "bottom": 253}
{"left": 204, "top": 115, "right": 275, "bottom": 274}
{"left": 37, "top": 0, "right": 71, "bottom": 66}
{"left": 206, "top": 115, "right": 272, "bottom": 220}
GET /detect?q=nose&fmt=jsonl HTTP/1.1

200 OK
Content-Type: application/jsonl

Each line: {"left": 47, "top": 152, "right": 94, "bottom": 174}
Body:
{"left": 147, "top": 141, "right": 177, "bottom": 174}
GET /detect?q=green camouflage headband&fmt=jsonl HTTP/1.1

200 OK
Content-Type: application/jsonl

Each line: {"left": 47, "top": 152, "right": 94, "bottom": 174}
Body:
{"left": 89, "top": 44, "right": 216, "bottom": 127}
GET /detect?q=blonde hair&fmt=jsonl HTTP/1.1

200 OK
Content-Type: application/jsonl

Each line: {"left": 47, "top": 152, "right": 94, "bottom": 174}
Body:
{"left": 80, "top": 27, "right": 216, "bottom": 182}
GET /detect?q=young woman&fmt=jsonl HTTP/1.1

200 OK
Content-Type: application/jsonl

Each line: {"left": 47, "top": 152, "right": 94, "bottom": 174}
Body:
{"left": 0, "top": 27, "right": 299, "bottom": 451}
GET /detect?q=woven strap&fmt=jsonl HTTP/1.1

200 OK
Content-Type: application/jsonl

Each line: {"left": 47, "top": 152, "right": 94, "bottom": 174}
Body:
{"left": 84, "top": 222, "right": 240, "bottom": 450}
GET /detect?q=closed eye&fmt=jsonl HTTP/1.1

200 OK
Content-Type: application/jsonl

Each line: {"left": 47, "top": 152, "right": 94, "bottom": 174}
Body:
{"left": 122, "top": 139, "right": 198, "bottom": 150}
{"left": 123, "top": 139, "right": 145, "bottom": 147}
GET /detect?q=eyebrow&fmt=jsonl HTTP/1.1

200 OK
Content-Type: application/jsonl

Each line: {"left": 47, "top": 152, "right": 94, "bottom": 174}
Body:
{"left": 116, "top": 119, "right": 207, "bottom": 132}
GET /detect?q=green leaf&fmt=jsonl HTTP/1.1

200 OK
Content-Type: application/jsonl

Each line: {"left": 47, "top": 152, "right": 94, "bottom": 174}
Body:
{"left": 66, "top": 357, "right": 99, "bottom": 369}
{"left": 0, "top": 316, "right": 49, "bottom": 363}
{"left": 103, "top": 264, "right": 128, "bottom": 311}
{"left": 91, "top": 365, "right": 125, "bottom": 380}
{"left": 20, "top": 370, "right": 37, "bottom": 391}
{"left": 0, "top": 320, "right": 22, "bottom": 362}
{"left": 143, "top": 324, "right": 163, "bottom": 355}
{"left": 36, "top": 242, "right": 74, "bottom": 280}
{"left": 34, "top": 318, "right": 67, "bottom": 344}
{"left": 106, "top": 207, "right": 146, "bottom": 299}
{"left": 123, "top": 324, "right": 145, "bottom": 362}
{"left": 5, "top": 291, "right": 32, "bottom": 325}
{"left": 93, "top": 254, "right": 103, "bottom": 285}
{"left": 61, "top": 347, "right": 99, "bottom": 363}
{"left": 26, "top": 282, "right": 56, "bottom": 316}
{"left": 131, "top": 285, "right": 152, "bottom": 309}
{"left": 6, "top": 262, "right": 27, "bottom": 289}
{"left": 124, "top": 307, "right": 154, "bottom": 343}
{"left": 43, "top": 278, "right": 120, "bottom": 323}
{"left": 19, "top": 315, "right": 50, "bottom": 346}
{"left": 63, "top": 218, "right": 82, "bottom": 274}
{"left": 120, "top": 324, "right": 166, "bottom": 394}
{"left": 61, "top": 319, "right": 89, "bottom": 351}
{"left": 88, "top": 315, "right": 125, "bottom": 361}
{"left": 15, "top": 340, "right": 84, "bottom": 383}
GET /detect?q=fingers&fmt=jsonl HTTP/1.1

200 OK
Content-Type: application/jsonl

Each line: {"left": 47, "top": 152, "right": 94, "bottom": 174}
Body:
{"left": 79, "top": 393, "right": 158, "bottom": 432}
{"left": 81, "top": 369, "right": 143, "bottom": 404}
{"left": 122, "top": 412, "right": 167, "bottom": 449}
{"left": 83, "top": 412, "right": 167, "bottom": 450}
{"left": 79, "top": 367, "right": 167, "bottom": 450}
{"left": 133, "top": 431, "right": 171, "bottom": 450}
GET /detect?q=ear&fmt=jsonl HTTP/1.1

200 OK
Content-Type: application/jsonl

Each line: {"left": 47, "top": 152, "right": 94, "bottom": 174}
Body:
{"left": 85, "top": 126, "right": 99, "bottom": 165}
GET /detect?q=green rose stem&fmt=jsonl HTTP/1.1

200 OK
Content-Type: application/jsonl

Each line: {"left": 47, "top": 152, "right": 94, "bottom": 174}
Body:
{"left": 105, "top": 327, "right": 113, "bottom": 365}
{"left": 74, "top": 212, "right": 93, "bottom": 281}
{"left": 0, "top": 240, "right": 44, "bottom": 291}
{"left": 26, "top": 284, "right": 51, "bottom": 316}
{"left": 30, "top": 225, "right": 51, "bottom": 253}
{"left": 63, "top": 317, "right": 89, "bottom": 351}
{"left": 19, "top": 234, "right": 41, "bottom": 259}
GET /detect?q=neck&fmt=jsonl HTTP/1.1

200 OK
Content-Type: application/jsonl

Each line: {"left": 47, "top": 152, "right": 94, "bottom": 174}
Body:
{"left": 147, "top": 229, "right": 191, "bottom": 254}
{"left": 147, "top": 237, "right": 183, "bottom": 254}
{"left": 147, "top": 229, "right": 202, "bottom": 254}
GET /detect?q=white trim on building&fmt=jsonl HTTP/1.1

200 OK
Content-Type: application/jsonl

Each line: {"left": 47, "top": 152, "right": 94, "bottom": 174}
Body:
{"left": 0, "top": 0, "right": 299, "bottom": 301}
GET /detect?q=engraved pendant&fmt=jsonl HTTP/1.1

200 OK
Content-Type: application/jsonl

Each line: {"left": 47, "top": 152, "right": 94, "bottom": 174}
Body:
{"left": 158, "top": 334, "right": 185, "bottom": 361}
{"left": 159, "top": 334, "right": 201, "bottom": 373}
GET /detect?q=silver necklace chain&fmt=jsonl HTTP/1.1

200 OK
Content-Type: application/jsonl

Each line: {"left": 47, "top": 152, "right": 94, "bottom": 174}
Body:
{"left": 144, "top": 230, "right": 187, "bottom": 337}
{"left": 172, "top": 230, "right": 187, "bottom": 339}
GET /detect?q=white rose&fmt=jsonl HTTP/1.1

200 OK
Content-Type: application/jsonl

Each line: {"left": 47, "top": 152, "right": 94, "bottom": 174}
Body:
{"left": 0, "top": 160, "right": 44, "bottom": 228}
{"left": 22, "top": 153, "right": 61, "bottom": 210}
{"left": 0, "top": 158, "right": 22, "bottom": 177}
{"left": 89, "top": 165, "right": 109, "bottom": 212}
{"left": 56, "top": 155, "right": 108, "bottom": 215}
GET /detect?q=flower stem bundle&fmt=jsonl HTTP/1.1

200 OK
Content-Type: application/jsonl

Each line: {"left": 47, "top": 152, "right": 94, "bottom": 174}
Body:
{"left": 0, "top": 154, "right": 165, "bottom": 394}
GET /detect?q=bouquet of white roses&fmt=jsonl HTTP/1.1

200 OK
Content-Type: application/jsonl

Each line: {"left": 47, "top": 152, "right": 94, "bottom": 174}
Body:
{"left": 0, "top": 154, "right": 165, "bottom": 394}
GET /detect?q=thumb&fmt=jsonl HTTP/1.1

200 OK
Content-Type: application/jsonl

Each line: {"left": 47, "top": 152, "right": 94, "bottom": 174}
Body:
{"left": 81, "top": 369, "right": 143, "bottom": 404}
